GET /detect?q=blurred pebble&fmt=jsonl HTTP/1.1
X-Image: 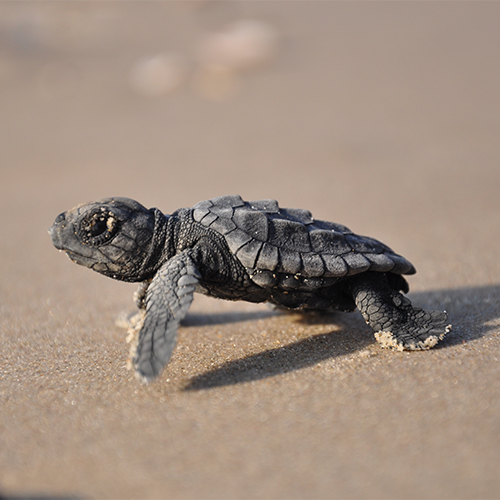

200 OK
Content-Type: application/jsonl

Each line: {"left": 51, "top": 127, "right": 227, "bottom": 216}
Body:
{"left": 198, "top": 19, "right": 278, "bottom": 71}
{"left": 129, "top": 53, "right": 188, "bottom": 97}
{"left": 192, "top": 65, "right": 240, "bottom": 101}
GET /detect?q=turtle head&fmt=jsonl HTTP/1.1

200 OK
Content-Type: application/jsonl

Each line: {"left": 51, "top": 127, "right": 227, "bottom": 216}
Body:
{"left": 49, "top": 197, "right": 166, "bottom": 282}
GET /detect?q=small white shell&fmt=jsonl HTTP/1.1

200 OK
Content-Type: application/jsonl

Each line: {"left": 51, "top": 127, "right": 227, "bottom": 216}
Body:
{"left": 198, "top": 19, "right": 278, "bottom": 71}
{"left": 129, "top": 53, "right": 188, "bottom": 97}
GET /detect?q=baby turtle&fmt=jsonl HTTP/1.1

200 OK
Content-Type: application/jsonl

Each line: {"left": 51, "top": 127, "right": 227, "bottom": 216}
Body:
{"left": 49, "top": 195, "right": 450, "bottom": 382}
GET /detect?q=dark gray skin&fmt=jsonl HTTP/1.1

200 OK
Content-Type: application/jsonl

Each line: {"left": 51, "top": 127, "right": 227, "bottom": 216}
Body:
{"left": 49, "top": 195, "right": 450, "bottom": 382}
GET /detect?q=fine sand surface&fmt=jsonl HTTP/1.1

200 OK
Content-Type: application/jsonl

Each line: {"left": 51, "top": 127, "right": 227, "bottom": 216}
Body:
{"left": 1, "top": 2, "right": 500, "bottom": 499}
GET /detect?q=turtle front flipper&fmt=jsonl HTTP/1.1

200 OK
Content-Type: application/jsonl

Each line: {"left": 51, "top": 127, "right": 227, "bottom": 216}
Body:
{"left": 351, "top": 272, "right": 451, "bottom": 350}
{"left": 129, "top": 251, "right": 200, "bottom": 383}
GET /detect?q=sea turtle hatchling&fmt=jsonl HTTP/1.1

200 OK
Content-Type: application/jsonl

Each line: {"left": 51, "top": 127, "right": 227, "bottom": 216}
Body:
{"left": 49, "top": 195, "right": 451, "bottom": 382}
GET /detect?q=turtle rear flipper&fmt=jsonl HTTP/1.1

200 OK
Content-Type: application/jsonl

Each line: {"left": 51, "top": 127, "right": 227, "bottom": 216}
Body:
{"left": 351, "top": 272, "right": 451, "bottom": 350}
{"left": 130, "top": 251, "right": 200, "bottom": 383}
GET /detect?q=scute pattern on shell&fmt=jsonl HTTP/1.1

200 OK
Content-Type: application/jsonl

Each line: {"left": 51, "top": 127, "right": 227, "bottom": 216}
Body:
{"left": 192, "top": 195, "right": 415, "bottom": 281}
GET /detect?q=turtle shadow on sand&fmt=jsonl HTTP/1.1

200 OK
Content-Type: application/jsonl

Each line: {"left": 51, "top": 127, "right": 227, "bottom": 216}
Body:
{"left": 184, "top": 283, "right": 500, "bottom": 390}
{"left": 184, "top": 318, "right": 369, "bottom": 391}
{"left": 0, "top": 493, "right": 82, "bottom": 500}
{"left": 182, "top": 309, "right": 277, "bottom": 327}
{"left": 411, "top": 284, "right": 500, "bottom": 348}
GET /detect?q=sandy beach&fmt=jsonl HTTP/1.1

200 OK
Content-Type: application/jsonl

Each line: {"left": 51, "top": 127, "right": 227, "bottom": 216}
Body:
{"left": 1, "top": 2, "right": 500, "bottom": 498}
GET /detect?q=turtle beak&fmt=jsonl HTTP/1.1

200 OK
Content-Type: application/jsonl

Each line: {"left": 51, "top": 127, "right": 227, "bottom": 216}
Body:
{"left": 48, "top": 212, "right": 67, "bottom": 250}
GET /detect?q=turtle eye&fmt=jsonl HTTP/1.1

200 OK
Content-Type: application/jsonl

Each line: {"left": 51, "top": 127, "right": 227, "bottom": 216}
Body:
{"left": 89, "top": 217, "right": 107, "bottom": 237}
{"left": 79, "top": 210, "right": 119, "bottom": 246}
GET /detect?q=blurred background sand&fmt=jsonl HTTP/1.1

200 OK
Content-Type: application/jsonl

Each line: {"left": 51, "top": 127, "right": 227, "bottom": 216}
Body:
{"left": 1, "top": 2, "right": 499, "bottom": 498}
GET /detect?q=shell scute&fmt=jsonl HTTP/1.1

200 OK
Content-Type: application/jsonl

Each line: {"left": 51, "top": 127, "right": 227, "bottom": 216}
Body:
{"left": 248, "top": 199, "right": 279, "bottom": 213}
{"left": 280, "top": 207, "right": 314, "bottom": 225}
{"left": 322, "top": 254, "right": 348, "bottom": 276}
{"left": 225, "top": 228, "right": 253, "bottom": 254}
{"left": 200, "top": 212, "right": 218, "bottom": 227}
{"left": 236, "top": 239, "right": 264, "bottom": 269}
{"left": 277, "top": 248, "right": 302, "bottom": 274}
{"left": 279, "top": 274, "right": 301, "bottom": 289}
{"left": 311, "top": 219, "right": 353, "bottom": 234}
{"left": 211, "top": 194, "right": 245, "bottom": 208}
{"left": 345, "top": 234, "right": 388, "bottom": 253}
{"left": 210, "top": 205, "right": 234, "bottom": 219}
{"left": 251, "top": 269, "right": 278, "bottom": 287}
{"left": 365, "top": 253, "right": 396, "bottom": 272}
{"left": 301, "top": 253, "right": 325, "bottom": 277}
{"left": 388, "top": 254, "right": 416, "bottom": 275}
{"left": 256, "top": 242, "right": 279, "bottom": 271}
{"left": 192, "top": 199, "right": 213, "bottom": 210}
{"left": 309, "top": 229, "right": 351, "bottom": 254}
{"left": 343, "top": 252, "right": 371, "bottom": 275}
{"left": 269, "top": 218, "right": 311, "bottom": 253}
{"left": 232, "top": 208, "right": 269, "bottom": 241}
{"left": 193, "top": 207, "right": 210, "bottom": 222}
{"left": 210, "top": 216, "right": 237, "bottom": 235}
